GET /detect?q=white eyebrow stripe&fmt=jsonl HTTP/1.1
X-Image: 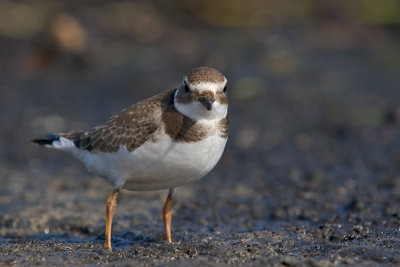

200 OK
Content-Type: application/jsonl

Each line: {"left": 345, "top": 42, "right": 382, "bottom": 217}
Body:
{"left": 189, "top": 81, "right": 227, "bottom": 92}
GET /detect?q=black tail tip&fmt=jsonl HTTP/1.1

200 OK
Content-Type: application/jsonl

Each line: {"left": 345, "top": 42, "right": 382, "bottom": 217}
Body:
{"left": 31, "top": 139, "right": 53, "bottom": 146}
{"left": 32, "top": 134, "right": 60, "bottom": 146}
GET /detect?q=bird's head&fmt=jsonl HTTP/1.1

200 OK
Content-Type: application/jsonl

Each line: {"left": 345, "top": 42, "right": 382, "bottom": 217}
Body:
{"left": 174, "top": 67, "right": 228, "bottom": 121}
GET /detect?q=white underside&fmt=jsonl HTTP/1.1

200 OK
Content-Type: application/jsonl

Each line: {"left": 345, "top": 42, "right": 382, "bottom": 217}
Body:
{"left": 50, "top": 89, "right": 228, "bottom": 191}
{"left": 54, "top": 128, "right": 227, "bottom": 191}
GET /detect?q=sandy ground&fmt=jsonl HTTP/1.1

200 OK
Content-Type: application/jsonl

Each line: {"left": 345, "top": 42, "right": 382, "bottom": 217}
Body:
{"left": 1, "top": 2, "right": 400, "bottom": 266}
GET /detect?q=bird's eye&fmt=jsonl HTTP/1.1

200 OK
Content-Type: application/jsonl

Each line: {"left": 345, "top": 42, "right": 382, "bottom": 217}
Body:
{"left": 184, "top": 82, "right": 190, "bottom": 93}
{"left": 223, "top": 85, "right": 227, "bottom": 93}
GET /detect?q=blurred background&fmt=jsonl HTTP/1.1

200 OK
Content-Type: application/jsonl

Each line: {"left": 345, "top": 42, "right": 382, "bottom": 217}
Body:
{"left": 1, "top": 0, "right": 400, "bottom": 265}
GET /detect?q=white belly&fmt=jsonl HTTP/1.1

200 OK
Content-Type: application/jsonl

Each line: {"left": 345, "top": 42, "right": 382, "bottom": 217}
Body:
{"left": 71, "top": 132, "right": 227, "bottom": 191}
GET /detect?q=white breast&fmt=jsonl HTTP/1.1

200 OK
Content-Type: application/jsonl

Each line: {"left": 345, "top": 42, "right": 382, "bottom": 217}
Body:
{"left": 70, "top": 126, "right": 227, "bottom": 191}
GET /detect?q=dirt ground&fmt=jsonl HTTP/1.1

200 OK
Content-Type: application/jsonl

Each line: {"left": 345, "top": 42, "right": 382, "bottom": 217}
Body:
{"left": 1, "top": 1, "right": 400, "bottom": 266}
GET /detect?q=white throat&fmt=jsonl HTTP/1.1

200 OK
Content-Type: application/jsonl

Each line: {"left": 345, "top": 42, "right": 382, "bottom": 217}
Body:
{"left": 173, "top": 89, "right": 228, "bottom": 121}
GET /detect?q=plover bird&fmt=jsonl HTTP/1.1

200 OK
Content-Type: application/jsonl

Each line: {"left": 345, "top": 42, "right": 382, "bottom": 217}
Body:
{"left": 32, "top": 67, "right": 229, "bottom": 251}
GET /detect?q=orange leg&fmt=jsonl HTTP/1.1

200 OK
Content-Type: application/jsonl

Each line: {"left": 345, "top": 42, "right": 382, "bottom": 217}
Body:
{"left": 162, "top": 188, "right": 175, "bottom": 243}
{"left": 104, "top": 189, "right": 119, "bottom": 251}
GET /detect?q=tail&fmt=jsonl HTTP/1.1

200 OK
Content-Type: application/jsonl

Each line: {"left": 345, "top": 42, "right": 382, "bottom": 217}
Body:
{"left": 32, "top": 131, "right": 80, "bottom": 150}
{"left": 32, "top": 134, "right": 61, "bottom": 147}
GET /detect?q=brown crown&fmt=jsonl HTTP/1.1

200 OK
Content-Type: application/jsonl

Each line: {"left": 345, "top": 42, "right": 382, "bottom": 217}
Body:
{"left": 185, "top": 67, "right": 226, "bottom": 84}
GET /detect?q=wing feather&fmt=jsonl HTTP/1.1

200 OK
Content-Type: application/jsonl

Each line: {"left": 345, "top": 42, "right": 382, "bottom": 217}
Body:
{"left": 66, "top": 90, "right": 173, "bottom": 153}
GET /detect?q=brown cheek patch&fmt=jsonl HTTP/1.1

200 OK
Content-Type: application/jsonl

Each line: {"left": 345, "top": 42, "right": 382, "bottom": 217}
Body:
{"left": 176, "top": 89, "right": 216, "bottom": 105}
{"left": 175, "top": 88, "right": 194, "bottom": 104}
{"left": 216, "top": 92, "right": 228, "bottom": 105}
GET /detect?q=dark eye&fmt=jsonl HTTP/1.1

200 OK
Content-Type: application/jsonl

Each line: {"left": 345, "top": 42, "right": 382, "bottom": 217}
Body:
{"left": 184, "top": 81, "right": 190, "bottom": 93}
{"left": 223, "top": 85, "right": 227, "bottom": 93}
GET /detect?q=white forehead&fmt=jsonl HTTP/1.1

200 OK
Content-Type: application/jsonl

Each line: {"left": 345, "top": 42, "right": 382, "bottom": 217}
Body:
{"left": 185, "top": 79, "right": 227, "bottom": 93}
